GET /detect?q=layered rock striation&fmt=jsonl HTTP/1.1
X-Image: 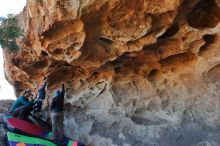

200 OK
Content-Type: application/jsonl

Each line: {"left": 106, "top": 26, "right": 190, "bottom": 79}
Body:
{"left": 3, "top": 0, "right": 220, "bottom": 145}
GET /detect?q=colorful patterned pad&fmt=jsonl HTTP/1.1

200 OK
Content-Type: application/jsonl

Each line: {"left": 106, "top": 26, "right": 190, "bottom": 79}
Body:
{"left": 4, "top": 116, "right": 81, "bottom": 146}
{"left": 5, "top": 117, "right": 47, "bottom": 137}
{"left": 7, "top": 132, "right": 57, "bottom": 146}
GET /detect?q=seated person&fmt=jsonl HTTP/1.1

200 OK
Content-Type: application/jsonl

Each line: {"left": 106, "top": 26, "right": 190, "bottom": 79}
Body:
{"left": 12, "top": 103, "right": 34, "bottom": 120}
{"left": 9, "top": 89, "right": 33, "bottom": 114}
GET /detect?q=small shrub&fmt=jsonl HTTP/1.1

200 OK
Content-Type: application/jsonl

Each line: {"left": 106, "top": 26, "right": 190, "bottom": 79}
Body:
{"left": 0, "top": 15, "right": 23, "bottom": 52}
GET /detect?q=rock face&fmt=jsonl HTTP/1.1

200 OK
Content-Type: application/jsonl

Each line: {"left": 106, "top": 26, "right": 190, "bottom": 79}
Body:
{"left": 0, "top": 100, "right": 13, "bottom": 146}
{"left": 3, "top": 0, "right": 220, "bottom": 145}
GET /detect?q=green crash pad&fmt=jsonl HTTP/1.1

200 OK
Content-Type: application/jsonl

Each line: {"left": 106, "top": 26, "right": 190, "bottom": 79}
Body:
{"left": 7, "top": 131, "right": 57, "bottom": 146}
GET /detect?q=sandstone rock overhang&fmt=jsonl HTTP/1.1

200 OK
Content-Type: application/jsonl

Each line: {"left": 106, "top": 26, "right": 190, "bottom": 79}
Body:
{"left": 2, "top": 0, "right": 220, "bottom": 145}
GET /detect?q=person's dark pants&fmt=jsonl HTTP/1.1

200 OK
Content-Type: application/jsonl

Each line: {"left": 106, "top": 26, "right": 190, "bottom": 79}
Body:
{"left": 51, "top": 112, "right": 64, "bottom": 141}
{"left": 11, "top": 109, "right": 19, "bottom": 117}
{"left": 12, "top": 106, "right": 32, "bottom": 120}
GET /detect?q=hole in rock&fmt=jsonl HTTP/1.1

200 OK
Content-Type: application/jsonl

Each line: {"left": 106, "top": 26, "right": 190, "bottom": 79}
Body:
{"left": 41, "top": 50, "right": 48, "bottom": 56}
{"left": 63, "top": 63, "right": 72, "bottom": 67}
{"left": 114, "top": 67, "right": 121, "bottom": 73}
{"left": 158, "top": 24, "right": 179, "bottom": 40}
{"left": 187, "top": 0, "right": 220, "bottom": 29}
{"left": 66, "top": 51, "right": 71, "bottom": 56}
{"left": 53, "top": 48, "right": 65, "bottom": 55}
{"left": 48, "top": 60, "right": 67, "bottom": 68}
{"left": 203, "top": 34, "right": 215, "bottom": 44}
{"left": 32, "top": 59, "right": 48, "bottom": 69}
{"left": 199, "top": 34, "right": 215, "bottom": 53}
{"left": 99, "top": 37, "right": 113, "bottom": 44}
{"left": 93, "top": 71, "right": 99, "bottom": 76}
{"left": 148, "top": 69, "right": 158, "bottom": 77}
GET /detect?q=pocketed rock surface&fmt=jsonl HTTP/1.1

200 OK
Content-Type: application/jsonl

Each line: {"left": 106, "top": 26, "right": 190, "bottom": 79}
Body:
{"left": 2, "top": 0, "right": 220, "bottom": 145}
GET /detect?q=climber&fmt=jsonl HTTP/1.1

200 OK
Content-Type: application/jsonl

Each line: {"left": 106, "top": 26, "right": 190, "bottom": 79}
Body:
{"left": 9, "top": 89, "right": 34, "bottom": 114}
{"left": 12, "top": 102, "right": 34, "bottom": 120}
{"left": 12, "top": 93, "right": 35, "bottom": 120}
{"left": 50, "top": 82, "right": 65, "bottom": 143}
{"left": 32, "top": 78, "right": 47, "bottom": 114}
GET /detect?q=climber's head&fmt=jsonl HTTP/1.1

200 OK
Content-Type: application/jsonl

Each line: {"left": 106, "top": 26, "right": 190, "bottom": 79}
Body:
{"left": 29, "top": 93, "right": 35, "bottom": 100}
{"left": 22, "top": 89, "right": 32, "bottom": 98}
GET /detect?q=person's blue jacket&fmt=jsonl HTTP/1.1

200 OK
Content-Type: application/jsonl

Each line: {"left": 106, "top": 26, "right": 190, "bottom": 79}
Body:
{"left": 37, "top": 82, "right": 47, "bottom": 100}
{"left": 9, "top": 96, "right": 33, "bottom": 113}
{"left": 32, "top": 82, "right": 47, "bottom": 113}
{"left": 50, "top": 83, "right": 65, "bottom": 113}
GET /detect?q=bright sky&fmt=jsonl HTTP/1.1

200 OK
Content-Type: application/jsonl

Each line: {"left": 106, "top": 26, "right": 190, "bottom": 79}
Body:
{"left": 0, "top": 0, "right": 26, "bottom": 100}
{"left": 0, "top": 0, "right": 26, "bottom": 17}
